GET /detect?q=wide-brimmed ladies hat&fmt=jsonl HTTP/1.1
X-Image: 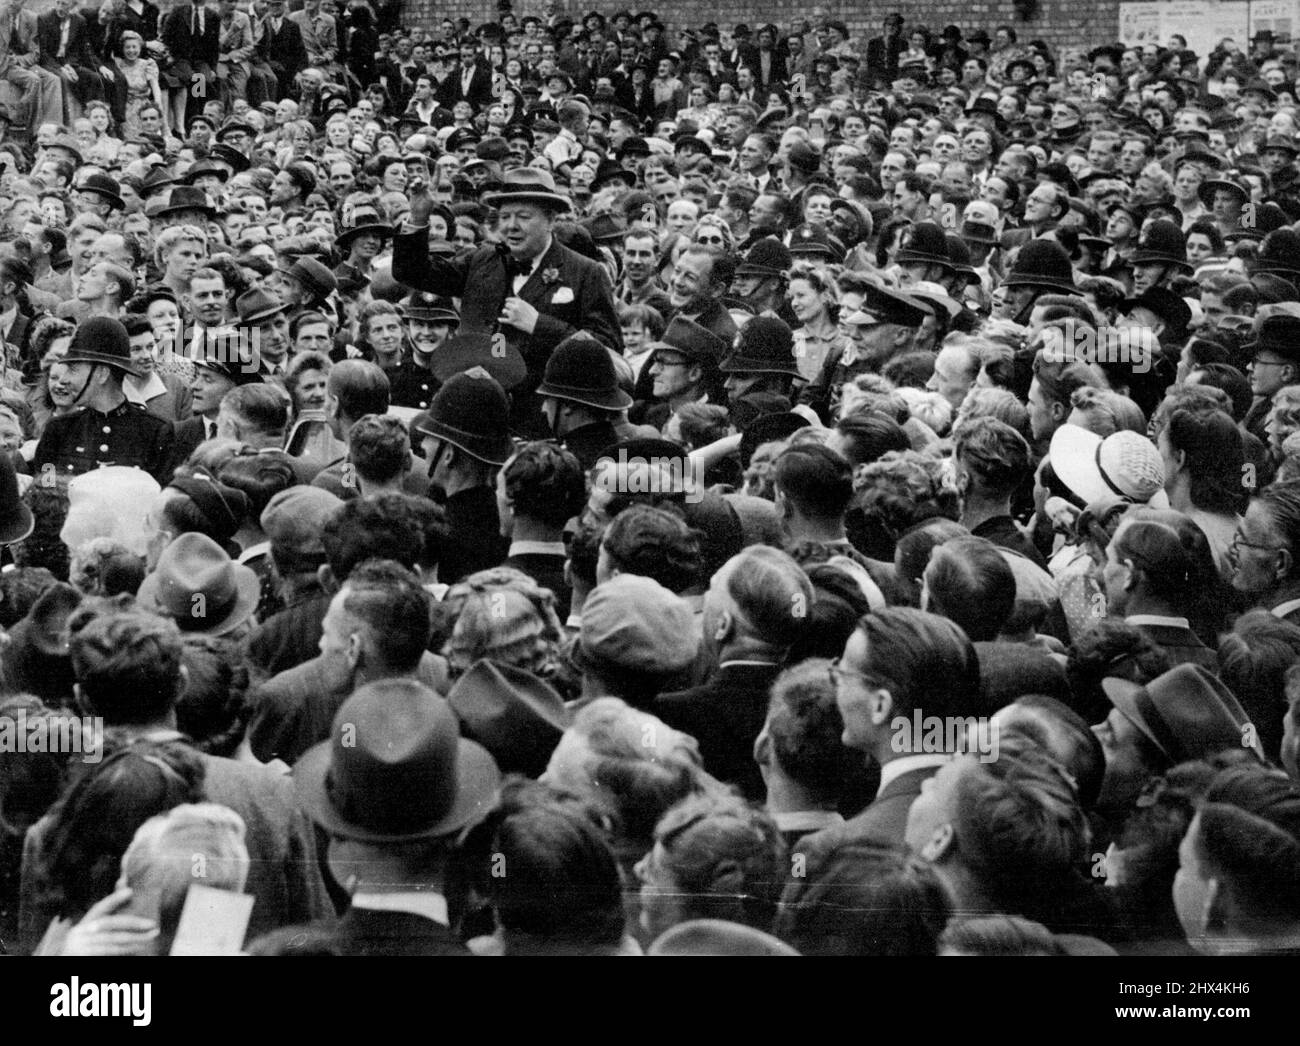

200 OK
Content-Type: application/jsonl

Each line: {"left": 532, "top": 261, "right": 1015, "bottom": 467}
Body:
{"left": 1049, "top": 424, "right": 1169, "bottom": 509}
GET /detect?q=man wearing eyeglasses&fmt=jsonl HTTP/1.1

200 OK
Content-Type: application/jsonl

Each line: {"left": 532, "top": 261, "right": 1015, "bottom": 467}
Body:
{"left": 798, "top": 607, "right": 981, "bottom": 865}
{"left": 1244, "top": 315, "right": 1300, "bottom": 444}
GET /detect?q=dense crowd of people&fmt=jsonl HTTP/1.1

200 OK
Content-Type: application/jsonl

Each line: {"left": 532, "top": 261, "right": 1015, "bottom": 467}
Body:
{"left": 0, "top": 2, "right": 1298, "bottom": 958}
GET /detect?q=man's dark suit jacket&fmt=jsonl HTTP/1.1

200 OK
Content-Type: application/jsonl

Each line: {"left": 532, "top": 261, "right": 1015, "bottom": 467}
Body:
{"left": 655, "top": 661, "right": 783, "bottom": 801}
{"left": 36, "top": 11, "right": 99, "bottom": 71}
{"left": 160, "top": 3, "right": 221, "bottom": 72}
{"left": 392, "top": 226, "right": 622, "bottom": 437}
{"left": 247, "top": 590, "right": 332, "bottom": 682}
{"left": 329, "top": 907, "right": 471, "bottom": 956}
{"left": 439, "top": 59, "right": 493, "bottom": 110}
{"left": 247, "top": 651, "right": 449, "bottom": 766}
{"left": 1131, "top": 621, "right": 1218, "bottom": 672}
{"left": 792, "top": 763, "right": 941, "bottom": 870}
{"left": 167, "top": 414, "right": 207, "bottom": 477}
{"left": 256, "top": 14, "right": 307, "bottom": 84}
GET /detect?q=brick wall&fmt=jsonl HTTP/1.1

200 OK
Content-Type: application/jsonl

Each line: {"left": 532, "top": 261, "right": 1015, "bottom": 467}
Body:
{"left": 402, "top": 0, "right": 1124, "bottom": 53}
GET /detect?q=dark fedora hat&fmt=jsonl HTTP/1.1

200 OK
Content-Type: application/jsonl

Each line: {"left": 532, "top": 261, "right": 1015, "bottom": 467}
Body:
{"left": 59, "top": 316, "right": 144, "bottom": 378}
{"left": 235, "top": 287, "right": 291, "bottom": 325}
{"left": 412, "top": 367, "right": 515, "bottom": 465}
{"left": 446, "top": 659, "right": 569, "bottom": 777}
{"left": 1243, "top": 314, "right": 1300, "bottom": 363}
{"left": 964, "top": 95, "right": 1007, "bottom": 132}
{"left": 1226, "top": 200, "right": 1288, "bottom": 242}
{"left": 482, "top": 167, "right": 571, "bottom": 211}
{"left": 216, "top": 118, "right": 256, "bottom": 141}
{"left": 295, "top": 679, "right": 501, "bottom": 844}
{"left": 1197, "top": 176, "right": 1249, "bottom": 210}
{"left": 1130, "top": 219, "right": 1191, "bottom": 271}
{"left": 179, "top": 159, "right": 230, "bottom": 185}
{"left": 582, "top": 211, "right": 627, "bottom": 244}
{"left": 537, "top": 332, "right": 633, "bottom": 411}
{"left": 1102, "top": 663, "right": 1263, "bottom": 764}
{"left": 76, "top": 172, "right": 124, "bottom": 211}
{"left": 1251, "top": 227, "right": 1300, "bottom": 275}
{"left": 720, "top": 315, "right": 799, "bottom": 376}
{"left": 273, "top": 258, "right": 336, "bottom": 303}
{"left": 1121, "top": 286, "right": 1192, "bottom": 333}
{"left": 0, "top": 451, "right": 33, "bottom": 544}
{"left": 136, "top": 531, "right": 260, "bottom": 636}
{"left": 139, "top": 166, "right": 179, "bottom": 198}
{"left": 428, "top": 331, "right": 527, "bottom": 391}
{"left": 1262, "top": 133, "right": 1300, "bottom": 156}
{"left": 591, "top": 157, "right": 635, "bottom": 190}
{"left": 209, "top": 142, "right": 251, "bottom": 172}
{"left": 193, "top": 328, "right": 264, "bottom": 386}
{"left": 156, "top": 185, "right": 217, "bottom": 219}
{"left": 653, "top": 315, "right": 728, "bottom": 368}
{"left": 999, "top": 238, "right": 1080, "bottom": 294}
{"left": 896, "top": 221, "right": 956, "bottom": 270}
{"left": 736, "top": 237, "right": 793, "bottom": 277}
{"left": 336, "top": 207, "right": 396, "bottom": 249}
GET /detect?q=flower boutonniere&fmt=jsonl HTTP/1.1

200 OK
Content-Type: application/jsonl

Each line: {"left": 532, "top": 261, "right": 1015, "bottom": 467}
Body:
{"left": 542, "top": 267, "right": 561, "bottom": 286}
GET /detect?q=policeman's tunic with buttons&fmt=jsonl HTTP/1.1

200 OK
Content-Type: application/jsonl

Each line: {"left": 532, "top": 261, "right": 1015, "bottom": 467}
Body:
{"left": 387, "top": 361, "right": 441, "bottom": 411}
{"left": 33, "top": 401, "right": 177, "bottom": 485}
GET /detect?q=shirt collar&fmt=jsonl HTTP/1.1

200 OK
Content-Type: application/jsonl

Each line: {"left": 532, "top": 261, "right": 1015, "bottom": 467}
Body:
{"left": 1273, "top": 597, "right": 1300, "bottom": 620}
{"left": 508, "top": 539, "right": 566, "bottom": 557}
{"left": 349, "top": 891, "right": 449, "bottom": 926}
{"left": 878, "top": 753, "right": 949, "bottom": 793}
{"left": 123, "top": 370, "right": 167, "bottom": 403}
{"left": 772, "top": 810, "right": 844, "bottom": 833}
{"left": 1126, "top": 613, "right": 1192, "bottom": 630}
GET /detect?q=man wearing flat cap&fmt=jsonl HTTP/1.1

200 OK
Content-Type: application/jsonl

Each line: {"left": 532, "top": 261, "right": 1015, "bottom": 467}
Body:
{"left": 34, "top": 317, "right": 176, "bottom": 484}
{"left": 394, "top": 167, "right": 622, "bottom": 438}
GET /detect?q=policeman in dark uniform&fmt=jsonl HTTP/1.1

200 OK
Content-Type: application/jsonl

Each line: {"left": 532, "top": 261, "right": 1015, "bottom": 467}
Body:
{"left": 536, "top": 333, "right": 632, "bottom": 471}
{"left": 388, "top": 292, "right": 458, "bottom": 411}
{"left": 34, "top": 317, "right": 176, "bottom": 485}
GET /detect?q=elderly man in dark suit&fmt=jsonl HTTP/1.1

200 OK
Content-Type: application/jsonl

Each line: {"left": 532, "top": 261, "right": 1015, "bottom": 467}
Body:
{"left": 392, "top": 168, "right": 622, "bottom": 437}
{"left": 160, "top": 0, "right": 221, "bottom": 128}
{"left": 656, "top": 546, "right": 814, "bottom": 801}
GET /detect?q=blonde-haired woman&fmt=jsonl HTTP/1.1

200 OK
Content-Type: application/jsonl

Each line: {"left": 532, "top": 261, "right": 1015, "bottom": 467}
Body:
{"left": 115, "top": 30, "right": 166, "bottom": 138}
{"left": 787, "top": 262, "right": 844, "bottom": 385}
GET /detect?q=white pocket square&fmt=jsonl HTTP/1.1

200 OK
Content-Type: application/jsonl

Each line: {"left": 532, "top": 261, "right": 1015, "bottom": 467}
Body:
{"left": 551, "top": 287, "right": 575, "bottom": 304}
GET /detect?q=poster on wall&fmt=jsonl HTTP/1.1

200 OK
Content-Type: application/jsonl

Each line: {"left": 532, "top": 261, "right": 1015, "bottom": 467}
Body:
{"left": 1119, "top": 1, "right": 1163, "bottom": 42}
{"left": 1251, "top": 0, "right": 1297, "bottom": 43}
{"left": 1119, "top": 1, "right": 1251, "bottom": 53}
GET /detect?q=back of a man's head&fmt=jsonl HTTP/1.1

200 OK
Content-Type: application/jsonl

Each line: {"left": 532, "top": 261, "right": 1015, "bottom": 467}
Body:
{"left": 773, "top": 443, "right": 854, "bottom": 523}
{"left": 716, "top": 545, "right": 814, "bottom": 650}
{"left": 338, "top": 558, "right": 433, "bottom": 674}
{"left": 923, "top": 536, "right": 1016, "bottom": 641}
{"left": 348, "top": 414, "right": 410, "bottom": 487}
{"left": 328, "top": 359, "right": 390, "bottom": 426}
{"left": 951, "top": 734, "right": 1089, "bottom": 911}
{"left": 70, "top": 608, "right": 184, "bottom": 724}
{"left": 766, "top": 659, "right": 850, "bottom": 804}
{"left": 954, "top": 415, "right": 1031, "bottom": 500}
{"left": 1194, "top": 764, "right": 1300, "bottom": 931}
{"left": 504, "top": 441, "right": 587, "bottom": 529}
{"left": 321, "top": 492, "right": 425, "bottom": 582}
{"left": 601, "top": 504, "right": 701, "bottom": 593}
{"left": 222, "top": 383, "right": 290, "bottom": 440}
